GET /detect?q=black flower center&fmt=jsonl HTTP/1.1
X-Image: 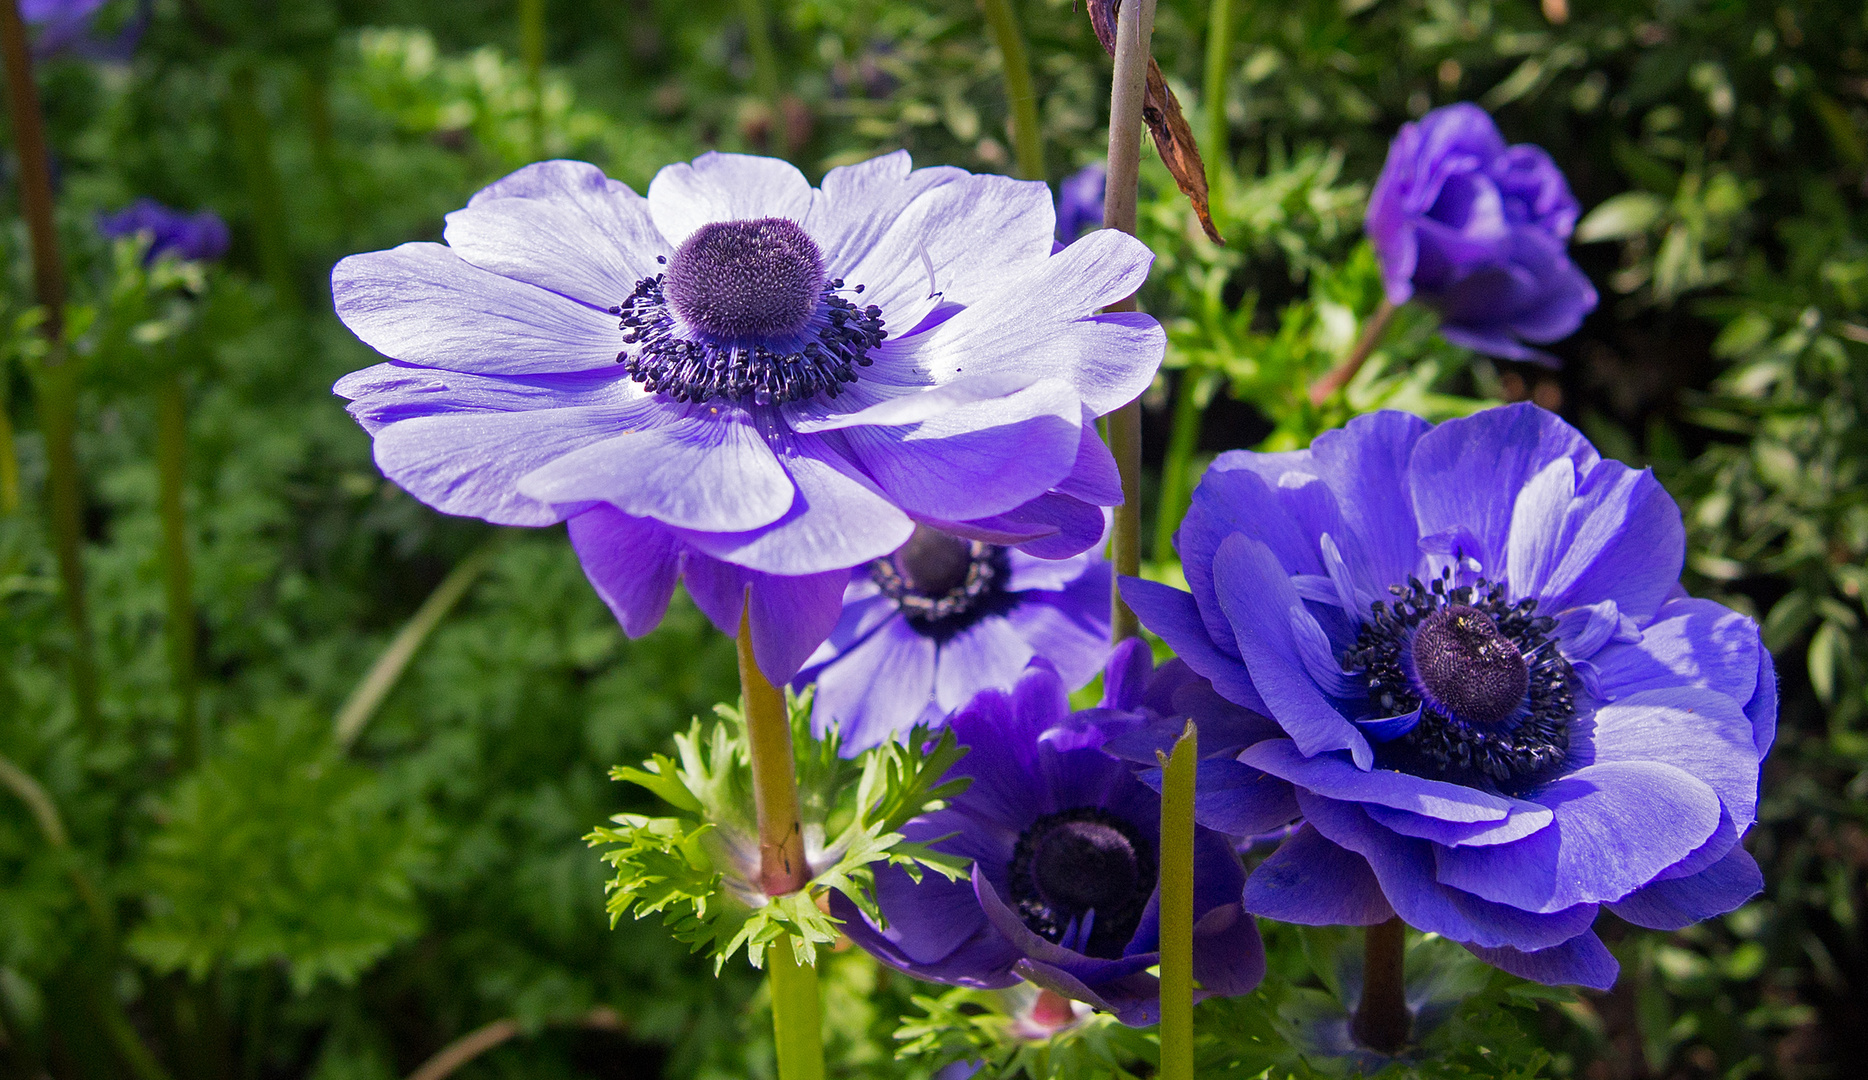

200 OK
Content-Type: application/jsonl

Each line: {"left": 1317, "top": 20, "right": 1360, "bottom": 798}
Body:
{"left": 665, "top": 219, "right": 824, "bottom": 341}
{"left": 609, "top": 218, "right": 887, "bottom": 406}
{"left": 1409, "top": 605, "right": 1529, "bottom": 726}
{"left": 1346, "top": 573, "right": 1574, "bottom": 791}
{"left": 868, "top": 526, "right": 1012, "bottom": 639}
{"left": 1009, "top": 808, "right": 1156, "bottom": 959}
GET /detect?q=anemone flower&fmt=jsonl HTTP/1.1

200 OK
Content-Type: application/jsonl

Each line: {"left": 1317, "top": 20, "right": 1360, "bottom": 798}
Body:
{"left": 795, "top": 524, "right": 1110, "bottom": 755}
{"left": 333, "top": 152, "right": 1160, "bottom": 681}
{"left": 24, "top": 0, "right": 146, "bottom": 60}
{"left": 99, "top": 199, "right": 230, "bottom": 264}
{"left": 1123, "top": 405, "right": 1773, "bottom": 989}
{"left": 830, "top": 651, "right": 1264, "bottom": 1025}
{"left": 1367, "top": 103, "right": 1596, "bottom": 364}
{"left": 1054, "top": 163, "right": 1106, "bottom": 244}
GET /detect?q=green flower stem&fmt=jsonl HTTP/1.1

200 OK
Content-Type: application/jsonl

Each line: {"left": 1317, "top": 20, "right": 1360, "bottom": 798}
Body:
{"left": 1202, "top": 0, "right": 1234, "bottom": 190}
{"left": 767, "top": 935, "right": 827, "bottom": 1080}
{"left": 1153, "top": 367, "right": 1208, "bottom": 562}
{"left": 227, "top": 62, "right": 298, "bottom": 309}
{"left": 735, "top": 613, "right": 824, "bottom": 1080}
{"left": 1308, "top": 296, "right": 1398, "bottom": 406}
{"left": 1101, "top": 0, "right": 1159, "bottom": 643}
{"left": 0, "top": 375, "right": 18, "bottom": 514}
{"left": 0, "top": 0, "right": 97, "bottom": 734}
{"left": 334, "top": 538, "right": 500, "bottom": 749}
{"left": 1352, "top": 916, "right": 1410, "bottom": 1054}
{"left": 156, "top": 373, "right": 199, "bottom": 765}
{"left": 519, "top": 0, "right": 546, "bottom": 158}
{"left": 736, "top": 0, "right": 788, "bottom": 157}
{"left": 1157, "top": 720, "right": 1198, "bottom": 1080}
{"left": 978, "top": 0, "right": 1044, "bottom": 180}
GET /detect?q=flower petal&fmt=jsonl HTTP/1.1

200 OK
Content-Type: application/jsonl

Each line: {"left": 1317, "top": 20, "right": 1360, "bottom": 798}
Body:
{"left": 1608, "top": 843, "right": 1762, "bottom": 931}
{"left": 1118, "top": 577, "right": 1266, "bottom": 713}
{"left": 1580, "top": 686, "right": 1760, "bottom": 827}
{"left": 567, "top": 505, "right": 682, "bottom": 636}
{"left": 810, "top": 617, "right": 939, "bottom": 753}
{"left": 646, "top": 152, "right": 814, "bottom": 246}
{"left": 1239, "top": 739, "right": 1519, "bottom": 824}
{"left": 1243, "top": 824, "right": 1396, "bottom": 926}
{"left": 1464, "top": 932, "right": 1618, "bottom": 990}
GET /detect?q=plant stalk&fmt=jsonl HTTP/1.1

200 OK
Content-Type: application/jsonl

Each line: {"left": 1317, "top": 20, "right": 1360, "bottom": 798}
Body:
{"left": 977, "top": 0, "right": 1044, "bottom": 181}
{"left": 1351, "top": 916, "right": 1410, "bottom": 1054}
{"left": 736, "top": 0, "right": 788, "bottom": 157}
{"left": 1157, "top": 720, "right": 1198, "bottom": 1080}
{"left": 0, "top": 0, "right": 97, "bottom": 733}
{"left": 767, "top": 936, "right": 826, "bottom": 1080}
{"left": 1308, "top": 297, "right": 1398, "bottom": 406}
{"left": 1202, "top": 0, "right": 1234, "bottom": 190}
{"left": 1153, "top": 367, "right": 1207, "bottom": 562}
{"left": 0, "top": 366, "right": 18, "bottom": 514}
{"left": 519, "top": 0, "right": 546, "bottom": 158}
{"left": 156, "top": 373, "right": 198, "bottom": 765}
{"left": 1101, "top": 0, "right": 1158, "bottom": 643}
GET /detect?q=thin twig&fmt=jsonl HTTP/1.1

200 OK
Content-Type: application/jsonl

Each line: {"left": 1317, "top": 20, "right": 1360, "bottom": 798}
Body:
{"left": 405, "top": 1008, "right": 624, "bottom": 1080}
{"left": 1308, "top": 297, "right": 1398, "bottom": 406}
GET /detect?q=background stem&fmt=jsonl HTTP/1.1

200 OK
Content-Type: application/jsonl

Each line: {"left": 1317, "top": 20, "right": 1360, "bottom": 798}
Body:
{"left": 1351, "top": 916, "right": 1410, "bottom": 1054}
{"left": 736, "top": 0, "right": 788, "bottom": 157}
{"left": 1308, "top": 297, "right": 1398, "bottom": 406}
{"left": 978, "top": 0, "right": 1044, "bottom": 180}
{"left": 227, "top": 62, "right": 298, "bottom": 309}
{"left": 1157, "top": 720, "right": 1198, "bottom": 1080}
{"left": 519, "top": 0, "right": 545, "bottom": 158}
{"left": 0, "top": 362, "right": 18, "bottom": 514}
{"left": 1153, "top": 367, "right": 1207, "bottom": 562}
{"left": 0, "top": 0, "right": 97, "bottom": 734}
{"left": 1100, "top": 0, "right": 1159, "bottom": 644}
{"left": 1202, "top": 0, "right": 1233, "bottom": 190}
{"left": 156, "top": 373, "right": 198, "bottom": 766}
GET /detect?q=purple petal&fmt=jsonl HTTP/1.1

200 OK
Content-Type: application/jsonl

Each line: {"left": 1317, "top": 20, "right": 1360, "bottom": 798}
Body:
{"left": 1001, "top": 583, "right": 1111, "bottom": 689}
{"left": 1055, "top": 419, "right": 1124, "bottom": 505}
{"left": 748, "top": 569, "right": 851, "bottom": 684}
{"left": 1240, "top": 740, "right": 1522, "bottom": 824}
{"left": 811, "top": 617, "right": 940, "bottom": 753}
{"left": 1465, "top": 932, "right": 1618, "bottom": 990}
{"left": 1190, "top": 903, "right": 1266, "bottom": 998}
{"left": 934, "top": 618, "right": 1038, "bottom": 713}
{"left": 950, "top": 492, "right": 1108, "bottom": 559}
{"left": 972, "top": 866, "right": 1158, "bottom": 988}
{"left": 567, "top": 506, "right": 682, "bottom": 636}
{"left": 332, "top": 243, "right": 622, "bottom": 374}
{"left": 1583, "top": 686, "right": 1760, "bottom": 827}
{"left": 1118, "top": 577, "right": 1266, "bottom": 713}
{"left": 1004, "top": 545, "right": 1100, "bottom": 594}
{"left": 1510, "top": 458, "right": 1685, "bottom": 623}
{"left": 1244, "top": 824, "right": 1396, "bottom": 926}
{"left": 829, "top": 869, "right": 1022, "bottom": 988}
{"left": 645, "top": 152, "right": 815, "bottom": 246}
{"left": 1587, "top": 598, "right": 1763, "bottom": 708}
{"left": 1608, "top": 844, "right": 1762, "bottom": 931}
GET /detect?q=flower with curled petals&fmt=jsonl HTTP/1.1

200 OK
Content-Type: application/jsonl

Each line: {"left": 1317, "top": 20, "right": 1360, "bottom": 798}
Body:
{"left": 1123, "top": 404, "right": 1773, "bottom": 989}
{"left": 829, "top": 653, "right": 1264, "bottom": 1025}
{"left": 332, "top": 151, "right": 1160, "bottom": 681}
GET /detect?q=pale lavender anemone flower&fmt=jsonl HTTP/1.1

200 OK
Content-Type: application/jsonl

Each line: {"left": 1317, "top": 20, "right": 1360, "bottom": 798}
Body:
{"left": 1367, "top": 103, "right": 1596, "bottom": 364}
{"left": 1124, "top": 405, "right": 1773, "bottom": 989}
{"left": 795, "top": 524, "right": 1110, "bottom": 755}
{"left": 830, "top": 652, "right": 1264, "bottom": 1025}
{"left": 333, "top": 152, "right": 1161, "bottom": 681}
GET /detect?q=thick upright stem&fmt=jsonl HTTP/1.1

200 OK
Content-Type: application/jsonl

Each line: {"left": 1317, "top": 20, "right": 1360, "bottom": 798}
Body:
{"left": 767, "top": 937, "right": 826, "bottom": 1080}
{"left": 1157, "top": 721, "right": 1198, "bottom": 1080}
{"left": 978, "top": 0, "right": 1044, "bottom": 181}
{"left": 156, "top": 374, "right": 198, "bottom": 765}
{"left": 1, "top": 1, "right": 96, "bottom": 733}
{"left": 1101, "top": 0, "right": 1158, "bottom": 644}
{"left": 519, "top": 0, "right": 545, "bottom": 158}
{"left": 1202, "top": 0, "right": 1234, "bottom": 190}
{"left": 736, "top": 0, "right": 788, "bottom": 157}
{"left": 1352, "top": 917, "right": 1410, "bottom": 1054}
{"left": 737, "top": 611, "right": 810, "bottom": 896}
{"left": 1308, "top": 297, "right": 1398, "bottom": 406}
{"left": 1153, "top": 367, "right": 1206, "bottom": 562}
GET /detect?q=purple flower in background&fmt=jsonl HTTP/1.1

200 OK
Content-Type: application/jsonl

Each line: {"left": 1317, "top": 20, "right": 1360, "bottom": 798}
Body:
{"left": 332, "top": 152, "right": 1160, "bottom": 682}
{"left": 1366, "top": 103, "right": 1596, "bottom": 364}
{"left": 24, "top": 0, "right": 146, "bottom": 60}
{"left": 1123, "top": 405, "right": 1773, "bottom": 989}
{"left": 796, "top": 524, "right": 1110, "bottom": 755}
{"left": 99, "top": 199, "right": 231, "bottom": 264}
{"left": 1055, "top": 163, "right": 1106, "bottom": 243}
{"left": 830, "top": 653, "right": 1264, "bottom": 1025}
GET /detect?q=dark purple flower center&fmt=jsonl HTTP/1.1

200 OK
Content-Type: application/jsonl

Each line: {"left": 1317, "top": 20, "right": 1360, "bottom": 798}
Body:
{"left": 1009, "top": 808, "right": 1155, "bottom": 959}
{"left": 608, "top": 218, "right": 887, "bottom": 406}
{"left": 1409, "top": 605, "right": 1528, "bottom": 726}
{"left": 868, "top": 526, "right": 1012, "bottom": 639}
{"left": 1346, "top": 573, "right": 1573, "bottom": 790}
{"left": 665, "top": 219, "right": 824, "bottom": 340}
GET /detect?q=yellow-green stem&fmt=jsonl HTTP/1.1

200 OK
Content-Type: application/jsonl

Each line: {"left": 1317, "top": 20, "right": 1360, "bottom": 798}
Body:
{"left": 1352, "top": 916, "right": 1410, "bottom": 1054}
{"left": 736, "top": 0, "right": 788, "bottom": 157}
{"left": 1101, "top": 0, "right": 1158, "bottom": 644}
{"left": 227, "top": 63, "right": 297, "bottom": 308}
{"left": 1308, "top": 297, "right": 1398, "bottom": 406}
{"left": 978, "top": 0, "right": 1044, "bottom": 180}
{"left": 1157, "top": 721, "right": 1198, "bottom": 1080}
{"left": 737, "top": 610, "right": 810, "bottom": 895}
{"left": 156, "top": 374, "right": 198, "bottom": 765}
{"left": 767, "top": 935, "right": 826, "bottom": 1080}
{"left": 1202, "top": 0, "right": 1234, "bottom": 191}
{"left": 0, "top": 371, "right": 18, "bottom": 514}
{"left": 1153, "top": 367, "right": 1206, "bottom": 562}
{"left": 1, "top": 0, "right": 96, "bottom": 733}
{"left": 519, "top": 0, "right": 546, "bottom": 158}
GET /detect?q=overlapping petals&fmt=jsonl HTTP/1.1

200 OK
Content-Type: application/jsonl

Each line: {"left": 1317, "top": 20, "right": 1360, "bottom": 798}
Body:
{"left": 334, "top": 151, "right": 1163, "bottom": 681}
{"left": 1124, "top": 404, "right": 1773, "bottom": 988}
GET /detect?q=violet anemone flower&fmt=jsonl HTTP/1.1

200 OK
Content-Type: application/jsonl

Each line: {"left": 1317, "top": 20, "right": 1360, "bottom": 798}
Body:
{"left": 1123, "top": 405, "right": 1773, "bottom": 989}
{"left": 332, "top": 152, "right": 1159, "bottom": 682}
{"left": 1054, "top": 163, "right": 1106, "bottom": 243}
{"left": 795, "top": 524, "right": 1110, "bottom": 755}
{"left": 829, "top": 652, "right": 1265, "bottom": 1025}
{"left": 24, "top": 0, "right": 146, "bottom": 60}
{"left": 1366, "top": 103, "right": 1596, "bottom": 364}
{"left": 99, "top": 199, "right": 231, "bottom": 264}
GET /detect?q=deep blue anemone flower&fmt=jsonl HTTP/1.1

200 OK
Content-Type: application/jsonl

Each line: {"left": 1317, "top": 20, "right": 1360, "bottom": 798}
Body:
{"left": 795, "top": 524, "right": 1110, "bottom": 755}
{"left": 332, "top": 153, "right": 1159, "bottom": 682}
{"left": 830, "top": 651, "right": 1265, "bottom": 1025}
{"left": 99, "top": 199, "right": 230, "bottom": 265}
{"left": 1123, "top": 405, "right": 1774, "bottom": 989}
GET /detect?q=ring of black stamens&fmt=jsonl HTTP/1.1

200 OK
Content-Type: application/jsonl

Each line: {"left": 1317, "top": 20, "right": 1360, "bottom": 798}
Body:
{"left": 1344, "top": 571, "right": 1574, "bottom": 791}
{"left": 1008, "top": 807, "right": 1155, "bottom": 959}
{"left": 868, "top": 530, "right": 1014, "bottom": 640}
{"left": 609, "top": 274, "right": 885, "bottom": 406}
